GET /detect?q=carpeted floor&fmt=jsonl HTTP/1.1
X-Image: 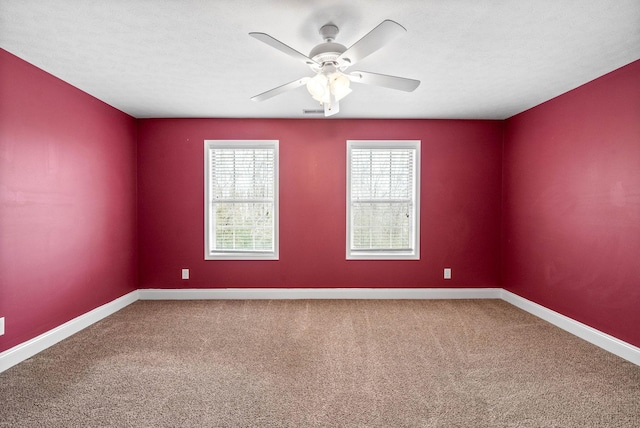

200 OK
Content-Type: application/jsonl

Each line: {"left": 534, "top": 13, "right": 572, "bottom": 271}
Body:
{"left": 1, "top": 299, "right": 639, "bottom": 427}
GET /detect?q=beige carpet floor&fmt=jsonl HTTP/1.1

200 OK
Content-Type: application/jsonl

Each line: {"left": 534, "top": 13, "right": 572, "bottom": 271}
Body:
{"left": 1, "top": 299, "right": 638, "bottom": 427}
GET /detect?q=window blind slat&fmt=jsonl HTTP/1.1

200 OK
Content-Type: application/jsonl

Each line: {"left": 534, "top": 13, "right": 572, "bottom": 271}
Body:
{"left": 211, "top": 148, "right": 275, "bottom": 201}
{"left": 350, "top": 148, "right": 414, "bottom": 201}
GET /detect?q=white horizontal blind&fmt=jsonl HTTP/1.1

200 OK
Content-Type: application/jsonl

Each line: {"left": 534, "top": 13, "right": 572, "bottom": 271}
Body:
{"left": 205, "top": 141, "right": 278, "bottom": 259}
{"left": 348, "top": 141, "right": 420, "bottom": 259}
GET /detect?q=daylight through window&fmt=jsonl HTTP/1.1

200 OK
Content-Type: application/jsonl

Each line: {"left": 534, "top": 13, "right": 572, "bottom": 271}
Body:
{"left": 204, "top": 140, "right": 278, "bottom": 260}
{"left": 347, "top": 140, "right": 420, "bottom": 260}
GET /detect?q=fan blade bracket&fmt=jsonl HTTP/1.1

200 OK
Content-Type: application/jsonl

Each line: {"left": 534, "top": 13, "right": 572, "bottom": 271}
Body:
{"left": 336, "top": 57, "right": 352, "bottom": 71}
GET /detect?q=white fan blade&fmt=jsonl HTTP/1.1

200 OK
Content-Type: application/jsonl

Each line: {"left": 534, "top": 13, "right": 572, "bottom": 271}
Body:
{"left": 250, "top": 32, "right": 320, "bottom": 67}
{"left": 251, "top": 77, "right": 310, "bottom": 102}
{"left": 349, "top": 71, "right": 420, "bottom": 92}
{"left": 338, "top": 20, "right": 406, "bottom": 67}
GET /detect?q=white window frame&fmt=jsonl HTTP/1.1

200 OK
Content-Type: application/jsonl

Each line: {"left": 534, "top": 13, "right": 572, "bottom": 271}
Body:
{"left": 204, "top": 140, "right": 279, "bottom": 260}
{"left": 346, "top": 140, "right": 420, "bottom": 260}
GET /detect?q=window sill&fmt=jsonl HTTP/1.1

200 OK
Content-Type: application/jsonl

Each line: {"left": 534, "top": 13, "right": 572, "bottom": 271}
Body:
{"left": 346, "top": 251, "right": 420, "bottom": 261}
{"left": 205, "top": 252, "right": 279, "bottom": 261}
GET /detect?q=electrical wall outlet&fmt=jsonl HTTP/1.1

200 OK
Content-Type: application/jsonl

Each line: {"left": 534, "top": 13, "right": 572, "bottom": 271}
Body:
{"left": 0, "top": 317, "right": 5, "bottom": 336}
{"left": 181, "top": 269, "right": 189, "bottom": 280}
{"left": 444, "top": 268, "right": 452, "bottom": 279}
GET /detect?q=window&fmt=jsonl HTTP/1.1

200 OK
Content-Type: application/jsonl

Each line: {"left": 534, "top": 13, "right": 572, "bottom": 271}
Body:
{"left": 204, "top": 140, "right": 278, "bottom": 260}
{"left": 347, "top": 140, "right": 420, "bottom": 260}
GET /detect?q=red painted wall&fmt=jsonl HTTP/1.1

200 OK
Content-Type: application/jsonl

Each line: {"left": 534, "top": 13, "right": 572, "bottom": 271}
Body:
{"left": 137, "top": 118, "right": 503, "bottom": 289}
{"left": 503, "top": 60, "right": 640, "bottom": 347}
{"left": 3, "top": 46, "right": 637, "bottom": 353}
{"left": 0, "top": 49, "right": 138, "bottom": 352}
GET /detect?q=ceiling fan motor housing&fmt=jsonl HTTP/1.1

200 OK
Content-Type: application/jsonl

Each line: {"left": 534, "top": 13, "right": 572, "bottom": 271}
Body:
{"left": 309, "top": 24, "right": 348, "bottom": 72}
{"left": 309, "top": 42, "right": 347, "bottom": 70}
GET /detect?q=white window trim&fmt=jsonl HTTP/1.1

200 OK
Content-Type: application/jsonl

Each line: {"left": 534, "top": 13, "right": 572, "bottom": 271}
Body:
{"left": 204, "top": 140, "right": 279, "bottom": 260}
{"left": 346, "top": 140, "right": 421, "bottom": 260}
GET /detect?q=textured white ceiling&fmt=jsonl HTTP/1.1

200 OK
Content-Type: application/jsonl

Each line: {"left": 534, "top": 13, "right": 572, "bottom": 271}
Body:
{"left": 1, "top": 0, "right": 639, "bottom": 119}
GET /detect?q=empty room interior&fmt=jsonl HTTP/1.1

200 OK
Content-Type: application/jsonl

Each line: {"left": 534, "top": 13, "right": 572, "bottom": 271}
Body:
{"left": 1, "top": 1, "right": 639, "bottom": 426}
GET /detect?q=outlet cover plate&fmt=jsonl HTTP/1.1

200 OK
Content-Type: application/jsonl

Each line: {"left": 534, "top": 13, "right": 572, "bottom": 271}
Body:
{"left": 444, "top": 268, "right": 452, "bottom": 279}
{"left": 181, "top": 269, "right": 189, "bottom": 280}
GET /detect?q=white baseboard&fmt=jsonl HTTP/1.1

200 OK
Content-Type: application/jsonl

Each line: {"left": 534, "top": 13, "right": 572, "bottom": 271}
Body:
{"left": 0, "top": 290, "right": 139, "bottom": 373}
{"left": 138, "top": 287, "right": 502, "bottom": 300}
{"left": 500, "top": 290, "right": 640, "bottom": 366}
{"left": 2, "top": 288, "right": 638, "bottom": 373}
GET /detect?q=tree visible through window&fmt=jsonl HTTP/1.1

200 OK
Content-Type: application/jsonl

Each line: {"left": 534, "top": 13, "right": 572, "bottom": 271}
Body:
{"left": 204, "top": 140, "right": 278, "bottom": 260}
{"left": 347, "top": 140, "right": 420, "bottom": 260}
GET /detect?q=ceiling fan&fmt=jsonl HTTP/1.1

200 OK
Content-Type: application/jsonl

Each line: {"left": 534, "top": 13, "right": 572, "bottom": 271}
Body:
{"left": 249, "top": 20, "right": 420, "bottom": 117}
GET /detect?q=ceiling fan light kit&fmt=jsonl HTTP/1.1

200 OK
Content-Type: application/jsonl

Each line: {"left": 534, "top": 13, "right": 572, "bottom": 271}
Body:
{"left": 250, "top": 20, "right": 420, "bottom": 117}
{"left": 306, "top": 70, "right": 352, "bottom": 102}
